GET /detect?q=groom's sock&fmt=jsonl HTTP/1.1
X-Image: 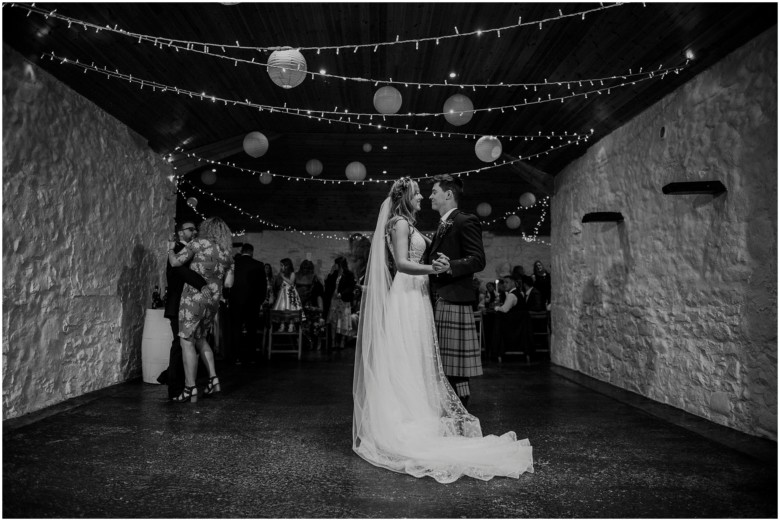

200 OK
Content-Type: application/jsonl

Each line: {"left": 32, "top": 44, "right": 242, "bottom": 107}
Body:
{"left": 455, "top": 381, "right": 470, "bottom": 399}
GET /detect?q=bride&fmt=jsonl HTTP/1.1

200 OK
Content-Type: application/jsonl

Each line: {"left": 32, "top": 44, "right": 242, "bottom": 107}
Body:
{"left": 352, "top": 177, "right": 533, "bottom": 483}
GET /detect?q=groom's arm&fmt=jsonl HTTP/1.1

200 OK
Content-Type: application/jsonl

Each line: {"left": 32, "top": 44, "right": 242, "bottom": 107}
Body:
{"left": 448, "top": 214, "right": 486, "bottom": 278}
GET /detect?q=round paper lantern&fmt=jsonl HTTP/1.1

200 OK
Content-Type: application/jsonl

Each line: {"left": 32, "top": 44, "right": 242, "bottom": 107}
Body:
{"left": 201, "top": 170, "right": 217, "bottom": 185}
{"left": 305, "top": 159, "right": 323, "bottom": 177}
{"left": 259, "top": 172, "right": 273, "bottom": 184}
{"left": 506, "top": 215, "right": 521, "bottom": 229}
{"left": 443, "top": 94, "right": 474, "bottom": 126}
{"left": 475, "top": 136, "right": 502, "bottom": 163}
{"left": 373, "top": 86, "right": 403, "bottom": 114}
{"left": 243, "top": 131, "right": 269, "bottom": 158}
{"left": 186, "top": 197, "right": 198, "bottom": 208}
{"left": 519, "top": 192, "right": 537, "bottom": 208}
{"left": 363, "top": 143, "right": 372, "bottom": 153}
{"left": 266, "top": 47, "right": 307, "bottom": 89}
{"left": 476, "top": 202, "right": 492, "bottom": 217}
{"left": 345, "top": 161, "right": 366, "bottom": 181}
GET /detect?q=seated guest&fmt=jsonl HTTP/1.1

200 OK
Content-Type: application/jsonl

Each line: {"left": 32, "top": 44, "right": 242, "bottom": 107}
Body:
{"left": 519, "top": 275, "right": 546, "bottom": 313}
{"left": 511, "top": 265, "right": 526, "bottom": 282}
{"left": 482, "top": 281, "right": 498, "bottom": 310}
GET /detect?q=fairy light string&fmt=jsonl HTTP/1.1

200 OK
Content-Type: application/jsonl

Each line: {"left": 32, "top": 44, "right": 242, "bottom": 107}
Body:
{"left": 170, "top": 134, "right": 589, "bottom": 185}
{"left": 12, "top": 5, "right": 692, "bottom": 93}
{"left": 42, "top": 52, "right": 684, "bottom": 143}
{"left": 178, "top": 179, "right": 551, "bottom": 244}
{"left": 41, "top": 52, "right": 688, "bottom": 128}
{"left": 15, "top": 3, "right": 624, "bottom": 68}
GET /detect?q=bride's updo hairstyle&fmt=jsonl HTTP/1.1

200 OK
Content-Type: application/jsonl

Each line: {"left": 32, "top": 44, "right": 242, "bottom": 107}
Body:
{"left": 388, "top": 176, "right": 419, "bottom": 226}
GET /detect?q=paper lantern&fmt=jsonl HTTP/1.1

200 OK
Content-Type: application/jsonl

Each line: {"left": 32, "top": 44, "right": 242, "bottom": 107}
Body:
{"left": 373, "top": 86, "right": 403, "bottom": 114}
{"left": 519, "top": 192, "right": 537, "bottom": 208}
{"left": 363, "top": 143, "right": 372, "bottom": 153}
{"left": 267, "top": 47, "right": 307, "bottom": 89}
{"left": 345, "top": 161, "right": 366, "bottom": 181}
{"left": 506, "top": 215, "right": 521, "bottom": 229}
{"left": 201, "top": 170, "right": 217, "bottom": 185}
{"left": 243, "top": 131, "right": 269, "bottom": 158}
{"left": 475, "top": 136, "right": 502, "bottom": 163}
{"left": 186, "top": 197, "right": 198, "bottom": 208}
{"left": 259, "top": 172, "right": 273, "bottom": 184}
{"left": 306, "top": 159, "right": 323, "bottom": 177}
{"left": 476, "top": 202, "right": 492, "bottom": 217}
{"left": 443, "top": 94, "right": 474, "bottom": 126}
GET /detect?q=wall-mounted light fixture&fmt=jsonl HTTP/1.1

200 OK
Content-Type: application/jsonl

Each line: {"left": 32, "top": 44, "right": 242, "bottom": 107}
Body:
{"left": 661, "top": 181, "right": 726, "bottom": 195}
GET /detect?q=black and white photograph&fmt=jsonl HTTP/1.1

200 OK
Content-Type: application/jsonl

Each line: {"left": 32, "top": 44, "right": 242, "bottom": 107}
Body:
{"left": 2, "top": 1, "right": 777, "bottom": 518}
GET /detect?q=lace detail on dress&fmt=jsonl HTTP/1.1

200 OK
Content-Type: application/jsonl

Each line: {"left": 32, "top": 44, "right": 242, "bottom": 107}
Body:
{"left": 386, "top": 219, "right": 426, "bottom": 265}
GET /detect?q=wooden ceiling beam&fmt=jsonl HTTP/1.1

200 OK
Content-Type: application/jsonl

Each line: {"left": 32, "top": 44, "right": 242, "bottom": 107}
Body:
{"left": 500, "top": 153, "right": 554, "bottom": 195}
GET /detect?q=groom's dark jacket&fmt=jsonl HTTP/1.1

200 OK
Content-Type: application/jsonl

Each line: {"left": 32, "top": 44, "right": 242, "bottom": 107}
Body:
{"left": 425, "top": 209, "right": 486, "bottom": 304}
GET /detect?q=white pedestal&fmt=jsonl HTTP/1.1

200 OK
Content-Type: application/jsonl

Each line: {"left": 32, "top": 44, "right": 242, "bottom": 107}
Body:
{"left": 141, "top": 309, "right": 173, "bottom": 384}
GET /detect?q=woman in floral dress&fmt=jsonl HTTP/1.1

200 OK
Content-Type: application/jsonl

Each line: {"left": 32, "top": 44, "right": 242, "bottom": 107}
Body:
{"left": 167, "top": 217, "right": 234, "bottom": 403}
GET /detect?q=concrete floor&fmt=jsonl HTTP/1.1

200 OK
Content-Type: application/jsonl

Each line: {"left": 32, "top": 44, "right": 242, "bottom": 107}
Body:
{"left": 3, "top": 351, "right": 777, "bottom": 518}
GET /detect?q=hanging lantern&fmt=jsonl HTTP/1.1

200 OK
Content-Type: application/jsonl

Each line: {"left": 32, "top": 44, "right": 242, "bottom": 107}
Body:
{"left": 201, "top": 170, "right": 217, "bottom": 185}
{"left": 363, "top": 143, "right": 373, "bottom": 153}
{"left": 476, "top": 202, "right": 492, "bottom": 217}
{"left": 305, "top": 159, "right": 323, "bottom": 177}
{"left": 475, "top": 136, "right": 502, "bottom": 163}
{"left": 506, "top": 215, "right": 521, "bottom": 229}
{"left": 345, "top": 161, "right": 366, "bottom": 181}
{"left": 259, "top": 172, "right": 273, "bottom": 184}
{"left": 443, "top": 94, "right": 474, "bottom": 126}
{"left": 266, "top": 47, "right": 307, "bottom": 89}
{"left": 519, "top": 192, "right": 537, "bottom": 208}
{"left": 373, "top": 86, "right": 403, "bottom": 114}
{"left": 186, "top": 197, "right": 198, "bottom": 208}
{"left": 243, "top": 131, "right": 269, "bottom": 158}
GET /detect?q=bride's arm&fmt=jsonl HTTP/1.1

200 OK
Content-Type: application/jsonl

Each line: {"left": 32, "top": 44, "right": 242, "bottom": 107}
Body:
{"left": 391, "top": 219, "right": 439, "bottom": 276}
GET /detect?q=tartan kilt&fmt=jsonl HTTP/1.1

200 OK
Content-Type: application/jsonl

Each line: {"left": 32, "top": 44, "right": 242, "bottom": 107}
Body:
{"left": 434, "top": 300, "right": 483, "bottom": 378}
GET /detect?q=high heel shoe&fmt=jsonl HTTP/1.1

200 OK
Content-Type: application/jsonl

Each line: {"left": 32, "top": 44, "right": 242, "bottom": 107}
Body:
{"left": 203, "top": 376, "right": 221, "bottom": 396}
{"left": 172, "top": 385, "right": 198, "bottom": 403}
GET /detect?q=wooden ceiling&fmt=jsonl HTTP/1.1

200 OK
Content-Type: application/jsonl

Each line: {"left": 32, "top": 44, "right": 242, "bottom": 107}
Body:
{"left": 3, "top": 2, "right": 776, "bottom": 234}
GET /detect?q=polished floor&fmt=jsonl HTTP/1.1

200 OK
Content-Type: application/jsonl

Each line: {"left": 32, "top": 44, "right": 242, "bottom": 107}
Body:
{"left": 3, "top": 350, "right": 777, "bottom": 518}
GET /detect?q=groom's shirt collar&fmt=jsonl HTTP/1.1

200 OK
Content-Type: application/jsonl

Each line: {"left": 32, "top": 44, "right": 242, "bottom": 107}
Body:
{"left": 440, "top": 208, "right": 456, "bottom": 223}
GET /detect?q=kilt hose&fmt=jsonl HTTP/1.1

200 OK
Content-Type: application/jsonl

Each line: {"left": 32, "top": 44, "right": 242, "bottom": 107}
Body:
{"left": 434, "top": 299, "right": 483, "bottom": 388}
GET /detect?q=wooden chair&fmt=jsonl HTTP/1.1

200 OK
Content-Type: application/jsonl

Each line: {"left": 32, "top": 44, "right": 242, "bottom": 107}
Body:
{"left": 528, "top": 310, "right": 550, "bottom": 357}
{"left": 473, "top": 310, "right": 484, "bottom": 353}
{"left": 267, "top": 309, "right": 303, "bottom": 360}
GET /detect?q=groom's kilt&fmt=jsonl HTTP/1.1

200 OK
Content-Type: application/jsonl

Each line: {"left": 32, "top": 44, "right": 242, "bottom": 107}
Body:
{"left": 434, "top": 300, "right": 483, "bottom": 377}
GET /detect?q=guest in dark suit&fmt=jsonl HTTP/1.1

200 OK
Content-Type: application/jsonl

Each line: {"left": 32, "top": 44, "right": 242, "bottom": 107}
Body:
{"left": 160, "top": 221, "right": 208, "bottom": 399}
{"left": 326, "top": 256, "right": 356, "bottom": 349}
{"left": 226, "top": 243, "right": 267, "bottom": 365}
{"left": 517, "top": 275, "right": 545, "bottom": 358}
{"left": 494, "top": 275, "right": 521, "bottom": 363}
{"left": 425, "top": 174, "right": 486, "bottom": 407}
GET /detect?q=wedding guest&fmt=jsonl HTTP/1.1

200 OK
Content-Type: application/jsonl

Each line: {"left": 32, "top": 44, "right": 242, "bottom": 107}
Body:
{"left": 167, "top": 217, "right": 234, "bottom": 403}
{"left": 226, "top": 243, "right": 266, "bottom": 365}
{"left": 273, "top": 258, "right": 302, "bottom": 333}
{"left": 326, "top": 256, "right": 355, "bottom": 349}
{"left": 159, "top": 221, "right": 208, "bottom": 399}
{"left": 532, "top": 260, "right": 552, "bottom": 307}
{"left": 296, "top": 259, "right": 326, "bottom": 350}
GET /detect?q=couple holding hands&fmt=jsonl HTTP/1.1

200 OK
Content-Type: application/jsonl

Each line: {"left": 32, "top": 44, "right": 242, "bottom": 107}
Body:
{"left": 352, "top": 174, "right": 534, "bottom": 483}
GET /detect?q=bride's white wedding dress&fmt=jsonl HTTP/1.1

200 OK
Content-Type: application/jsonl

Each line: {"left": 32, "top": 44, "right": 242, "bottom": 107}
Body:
{"left": 352, "top": 198, "right": 533, "bottom": 483}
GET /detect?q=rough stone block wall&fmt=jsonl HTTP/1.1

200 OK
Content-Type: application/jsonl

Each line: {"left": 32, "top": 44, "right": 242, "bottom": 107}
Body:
{"left": 551, "top": 29, "right": 777, "bottom": 439}
{"left": 2, "top": 47, "right": 175, "bottom": 419}
{"left": 232, "top": 230, "right": 550, "bottom": 288}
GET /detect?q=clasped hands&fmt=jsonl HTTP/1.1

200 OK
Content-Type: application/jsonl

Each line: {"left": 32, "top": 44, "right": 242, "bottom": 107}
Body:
{"left": 432, "top": 253, "right": 450, "bottom": 275}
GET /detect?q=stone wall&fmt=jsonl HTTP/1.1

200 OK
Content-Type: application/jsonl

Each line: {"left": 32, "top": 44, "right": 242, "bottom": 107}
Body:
{"left": 2, "top": 47, "right": 175, "bottom": 419}
{"left": 551, "top": 29, "right": 777, "bottom": 439}
{"left": 229, "top": 230, "right": 550, "bottom": 289}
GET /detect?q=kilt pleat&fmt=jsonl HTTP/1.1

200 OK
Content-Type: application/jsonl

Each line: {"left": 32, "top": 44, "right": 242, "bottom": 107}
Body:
{"left": 434, "top": 300, "right": 483, "bottom": 377}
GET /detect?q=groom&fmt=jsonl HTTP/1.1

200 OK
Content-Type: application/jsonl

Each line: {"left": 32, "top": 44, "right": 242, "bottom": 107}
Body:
{"left": 426, "top": 174, "right": 486, "bottom": 407}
